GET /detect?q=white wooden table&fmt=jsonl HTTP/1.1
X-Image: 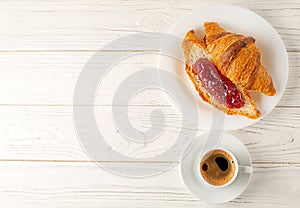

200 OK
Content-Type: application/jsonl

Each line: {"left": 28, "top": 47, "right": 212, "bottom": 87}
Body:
{"left": 0, "top": 0, "right": 299, "bottom": 207}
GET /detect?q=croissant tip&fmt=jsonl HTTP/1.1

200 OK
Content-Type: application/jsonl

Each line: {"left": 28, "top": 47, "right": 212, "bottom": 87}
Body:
{"left": 263, "top": 87, "right": 276, "bottom": 96}
{"left": 267, "top": 90, "right": 276, "bottom": 96}
{"left": 204, "top": 21, "right": 217, "bottom": 25}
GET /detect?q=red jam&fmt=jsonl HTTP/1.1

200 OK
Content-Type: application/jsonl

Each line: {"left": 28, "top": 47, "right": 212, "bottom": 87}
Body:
{"left": 192, "top": 58, "right": 245, "bottom": 109}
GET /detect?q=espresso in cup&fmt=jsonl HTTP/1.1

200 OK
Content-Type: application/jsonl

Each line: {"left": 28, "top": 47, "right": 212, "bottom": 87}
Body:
{"left": 200, "top": 149, "right": 236, "bottom": 186}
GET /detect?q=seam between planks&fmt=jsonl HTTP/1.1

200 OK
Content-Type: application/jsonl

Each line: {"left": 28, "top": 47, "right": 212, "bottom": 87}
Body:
{"left": 0, "top": 49, "right": 298, "bottom": 53}
{"left": 0, "top": 159, "right": 299, "bottom": 164}
{"left": 0, "top": 104, "right": 298, "bottom": 108}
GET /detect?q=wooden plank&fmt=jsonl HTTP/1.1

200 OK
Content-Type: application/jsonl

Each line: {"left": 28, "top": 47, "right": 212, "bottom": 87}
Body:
{"left": 0, "top": 105, "right": 299, "bottom": 163}
{"left": 0, "top": 161, "right": 299, "bottom": 207}
{"left": 0, "top": 52, "right": 298, "bottom": 106}
{"left": 0, "top": 0, "right": 299, "bottom": 51}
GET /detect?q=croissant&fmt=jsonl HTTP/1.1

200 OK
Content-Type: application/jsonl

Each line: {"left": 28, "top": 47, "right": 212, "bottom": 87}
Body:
{"left": 182, "top": 30, "right": 260, "bottom": 118}
{"left": 181, "top": 22, "right": 276, "bottom": 119}
{"left": 204, "top": 22, "right": 276, "bottom": 96}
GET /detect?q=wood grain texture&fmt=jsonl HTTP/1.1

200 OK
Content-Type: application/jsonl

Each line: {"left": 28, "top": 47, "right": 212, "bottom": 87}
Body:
{"left": 0, "top": 0, "right": 299, "bottom": 51}
{"left": 0, "top": 105, "right": 299, "bottom": 163}
{"left": 0, "top": 0, "right": 299, "bottom": 207}
{"left": 0, "top": 161, "right": 299, "bottom": 207}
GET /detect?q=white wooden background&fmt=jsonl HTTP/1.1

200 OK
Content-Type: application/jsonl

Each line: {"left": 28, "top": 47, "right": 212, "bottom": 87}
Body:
{"left": 0, "top": 0, "right": 299, "bottom": 207}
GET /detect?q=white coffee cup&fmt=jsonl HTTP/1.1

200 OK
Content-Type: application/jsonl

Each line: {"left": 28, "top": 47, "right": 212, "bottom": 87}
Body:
{"left": 197, "top": 148, "right": 253, "bottom": 188}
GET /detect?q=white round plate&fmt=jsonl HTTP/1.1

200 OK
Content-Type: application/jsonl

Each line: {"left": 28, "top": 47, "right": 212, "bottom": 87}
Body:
{"left": 180, "top": 132, "right": 252, "bottom": 203}
{"left": 159, "top": 5, "right": 288, "bottom": 130}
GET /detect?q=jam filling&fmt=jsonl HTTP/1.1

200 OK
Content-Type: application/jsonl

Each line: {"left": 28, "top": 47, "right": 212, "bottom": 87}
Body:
{"left": 192, "top": 58, "right": 245, "bottom": 109}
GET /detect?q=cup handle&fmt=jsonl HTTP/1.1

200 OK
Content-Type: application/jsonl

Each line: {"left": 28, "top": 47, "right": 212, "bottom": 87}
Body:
{"left": 239, "top": 165, "right": 253, "bottom": 174}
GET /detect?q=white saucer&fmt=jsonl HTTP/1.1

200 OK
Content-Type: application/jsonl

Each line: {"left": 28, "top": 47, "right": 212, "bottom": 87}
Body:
{"left": 180, "top": 132, "right": 252, "bottom": 203}
{"left": 159, "top": 5, "right": 288, "bottom": 130}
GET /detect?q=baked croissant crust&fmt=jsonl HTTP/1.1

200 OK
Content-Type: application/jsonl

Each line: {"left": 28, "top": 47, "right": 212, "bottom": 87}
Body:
{"left": 204, "top": 22, "right": 276, "bottom": 96}
{"left": 181, "top": 22, "right": 276, "bottom": 119}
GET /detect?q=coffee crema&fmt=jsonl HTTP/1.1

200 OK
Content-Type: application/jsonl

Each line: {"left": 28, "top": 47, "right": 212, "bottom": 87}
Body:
{"left": 200, "top": 149, "right": 236, "bottom": 186}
